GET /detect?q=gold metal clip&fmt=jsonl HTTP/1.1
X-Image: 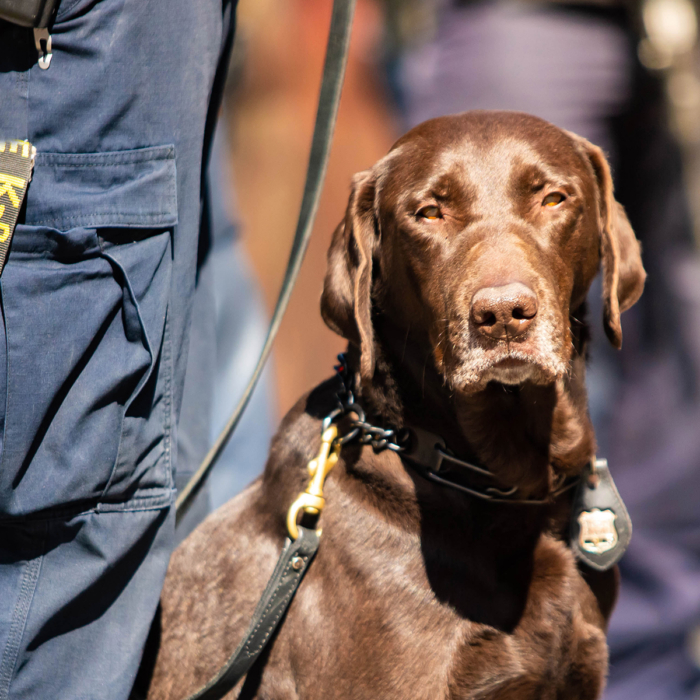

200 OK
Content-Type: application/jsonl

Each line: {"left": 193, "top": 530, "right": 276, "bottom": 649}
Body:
{"left": 287, "top": 424, "right": 341, "bottom": 540}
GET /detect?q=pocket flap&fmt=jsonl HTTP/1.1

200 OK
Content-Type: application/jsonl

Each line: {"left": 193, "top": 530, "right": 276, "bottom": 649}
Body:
{"left": 25, "top": 145, "right": 178, "bottom": 231}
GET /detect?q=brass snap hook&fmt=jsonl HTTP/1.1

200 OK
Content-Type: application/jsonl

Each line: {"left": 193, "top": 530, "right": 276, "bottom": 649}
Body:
{"left": 287, "top": 424, "right": 341, "bottom": 540}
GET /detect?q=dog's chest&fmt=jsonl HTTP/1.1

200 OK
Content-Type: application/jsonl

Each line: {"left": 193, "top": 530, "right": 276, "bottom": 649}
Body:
{"left": 290, "top": 534, "right": 608, "bottom": 700}
{"left": 381, "top": 591, "right": 601, "bottom": 698}
{"left": 441, "top": 602, "right": 604, "bottom": 699}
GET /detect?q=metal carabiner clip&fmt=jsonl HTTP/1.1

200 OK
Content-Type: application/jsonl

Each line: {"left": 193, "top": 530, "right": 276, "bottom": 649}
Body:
{"left": 286, "top": 423, "right": 341, "bottom": 540}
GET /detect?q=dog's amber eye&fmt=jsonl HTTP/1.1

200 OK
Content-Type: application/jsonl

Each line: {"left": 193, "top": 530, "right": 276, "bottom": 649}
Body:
{"left": 543, "top": 192, "right": 566, "bottom": 207}
{"left": 417, "top": 205, "right": 441, "bottom": 220}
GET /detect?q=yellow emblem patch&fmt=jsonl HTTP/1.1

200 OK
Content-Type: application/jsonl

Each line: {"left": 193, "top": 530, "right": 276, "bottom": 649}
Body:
{"left": 0, "top": 140, "right": 35, "bottom": 273}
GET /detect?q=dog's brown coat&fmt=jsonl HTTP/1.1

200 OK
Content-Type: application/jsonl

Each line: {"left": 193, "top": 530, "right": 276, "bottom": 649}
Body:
{"left": 143, "top": 112, "right": 645, "bottom": 700}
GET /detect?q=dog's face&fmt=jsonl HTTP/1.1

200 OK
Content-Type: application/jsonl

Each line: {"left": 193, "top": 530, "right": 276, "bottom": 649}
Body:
{"left": 322, "top": 111, "right": 645, "bottom": 393}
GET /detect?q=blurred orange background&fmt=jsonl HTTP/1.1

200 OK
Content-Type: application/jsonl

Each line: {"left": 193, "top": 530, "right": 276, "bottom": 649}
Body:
{"left": 224, "top": 0, "right": 399, "bottom": 415}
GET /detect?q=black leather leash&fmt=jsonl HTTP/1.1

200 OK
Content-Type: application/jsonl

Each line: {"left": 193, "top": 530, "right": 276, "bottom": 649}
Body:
{"left": 175, "top": 0, "right": 357, "bottom": 526}
{"left": 183, "top": 527, "right": 320, "bottom": 700}
{"left": 182, "top": 417, "right": 342, "bottom": 700}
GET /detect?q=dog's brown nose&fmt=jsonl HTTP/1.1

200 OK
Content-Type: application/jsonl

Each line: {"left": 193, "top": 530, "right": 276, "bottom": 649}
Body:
{"left": 471, "top": 283, "right": 538, "bottom": 339}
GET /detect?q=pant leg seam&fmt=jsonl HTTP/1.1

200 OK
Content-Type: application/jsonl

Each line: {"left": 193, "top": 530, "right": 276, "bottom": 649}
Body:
{"left": 0, "top": 525, "right": 45, "bottom": 700}
{"left": 162, "top": 308, "right": 173, "bottom": 490}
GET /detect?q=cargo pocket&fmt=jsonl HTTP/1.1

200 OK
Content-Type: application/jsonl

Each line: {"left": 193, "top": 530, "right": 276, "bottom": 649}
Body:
{"left": 0, "top": 146, "right": 177, "bottom": 517}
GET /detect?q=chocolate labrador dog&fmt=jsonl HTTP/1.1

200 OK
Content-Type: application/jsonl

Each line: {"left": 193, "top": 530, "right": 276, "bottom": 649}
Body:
{"left": 142, "top": 111, "right": 645, "bottom": 699}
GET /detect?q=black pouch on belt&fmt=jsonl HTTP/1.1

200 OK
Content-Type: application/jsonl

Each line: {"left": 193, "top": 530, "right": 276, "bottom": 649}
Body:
{"left": 0, "top": 0, "right": 58, "bottom": 28}
{"left": 0, "top": 0, "right": 60, "bottom": 68}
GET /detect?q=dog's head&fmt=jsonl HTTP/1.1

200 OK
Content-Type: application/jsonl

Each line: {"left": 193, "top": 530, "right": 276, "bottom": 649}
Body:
{"left": 321, "top": 111, "right": 645, "bottom": 394}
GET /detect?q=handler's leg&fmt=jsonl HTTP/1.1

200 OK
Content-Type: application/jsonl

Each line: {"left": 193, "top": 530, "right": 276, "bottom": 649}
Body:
{"left": 0, "top": 0, "right": 236, "bottom": 696}
{"left": 0, "top": 509, "right": 173, "bottom": 700}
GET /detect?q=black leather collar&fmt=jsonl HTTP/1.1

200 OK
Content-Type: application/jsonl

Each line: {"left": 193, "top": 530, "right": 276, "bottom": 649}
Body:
{"left": 333, "top": 355, "right": 579, "bottom": 506}
{"left": 400, "top": 426, "right": 579, "bottom": 505}
{"left": 332, "top": 356, "right": 631, "bottom": 567}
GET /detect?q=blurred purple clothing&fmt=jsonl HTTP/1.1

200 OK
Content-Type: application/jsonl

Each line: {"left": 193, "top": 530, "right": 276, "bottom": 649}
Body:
{"left": 401, "top": 2, "right": 632, "bottom": 154}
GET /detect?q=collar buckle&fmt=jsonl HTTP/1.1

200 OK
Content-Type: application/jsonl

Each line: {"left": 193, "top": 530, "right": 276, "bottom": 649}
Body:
{"left": 403, "top": 427, "right": 447, "bottom": 473}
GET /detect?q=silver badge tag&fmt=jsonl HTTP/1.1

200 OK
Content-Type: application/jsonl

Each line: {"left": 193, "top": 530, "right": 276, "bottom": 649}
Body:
{"left": 577, "top": 508, "right": 618, "bottom": 555}
{"left": 570, "top": 458, "right": 632, "bottom": 571}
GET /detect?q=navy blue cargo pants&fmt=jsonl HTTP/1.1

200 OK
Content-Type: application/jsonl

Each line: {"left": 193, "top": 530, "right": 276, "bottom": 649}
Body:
{"left": 0, "top": 1, "right": 235, "bottom": 697}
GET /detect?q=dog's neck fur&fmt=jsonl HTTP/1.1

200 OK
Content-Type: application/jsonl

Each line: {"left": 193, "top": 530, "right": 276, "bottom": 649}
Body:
{"left": 338, "top": 314, "right": 598, "bottom": 631}
{"left": 348, "top": 310, "right": 596, "bottom": 501}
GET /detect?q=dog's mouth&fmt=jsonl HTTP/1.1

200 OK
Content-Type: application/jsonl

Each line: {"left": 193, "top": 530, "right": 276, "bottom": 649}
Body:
{"left": 494, "top": 357, "right": 528, "bottom": 369}
{"left": 443, "top": 344, "right": 568, "bottom": 393}
{"left": 490, "top": 356, "right": 532, "bottom": 380}
{"left": 484, "top": 356, "right": 548, "bottom": 385}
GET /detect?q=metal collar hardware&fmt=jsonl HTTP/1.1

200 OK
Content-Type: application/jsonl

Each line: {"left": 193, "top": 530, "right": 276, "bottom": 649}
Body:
{"left": 330, "top": 357, "right": 408, "bottom": 452}
{"left": 287, "top": 424, "right": 341, "bottom": 540}
{"left": 330, "top": 354, "right": 580, "bottom": 506}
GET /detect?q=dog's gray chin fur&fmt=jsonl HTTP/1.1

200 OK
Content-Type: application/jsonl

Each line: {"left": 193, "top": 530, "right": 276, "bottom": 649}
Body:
{"left": 447, "top": 350, "right": 567, "bottom": 394}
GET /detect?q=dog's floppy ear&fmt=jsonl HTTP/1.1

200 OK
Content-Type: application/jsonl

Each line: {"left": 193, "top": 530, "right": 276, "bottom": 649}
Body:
{"left": 572, "top": 135, "right": 646, "bottom": 349}
{"left": 321, "top": 169, "right": 378, "bottom": 381}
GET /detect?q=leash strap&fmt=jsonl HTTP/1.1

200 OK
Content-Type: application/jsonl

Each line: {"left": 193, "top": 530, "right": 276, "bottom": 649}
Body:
{"left": 175, "top": 0, "right": 357, "bottom": 525}
{"left": 0, "top": 140, "right": 35, "bottom": 276}
{"left": 184, "top": 527, "right": 320, "bottom": 700}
